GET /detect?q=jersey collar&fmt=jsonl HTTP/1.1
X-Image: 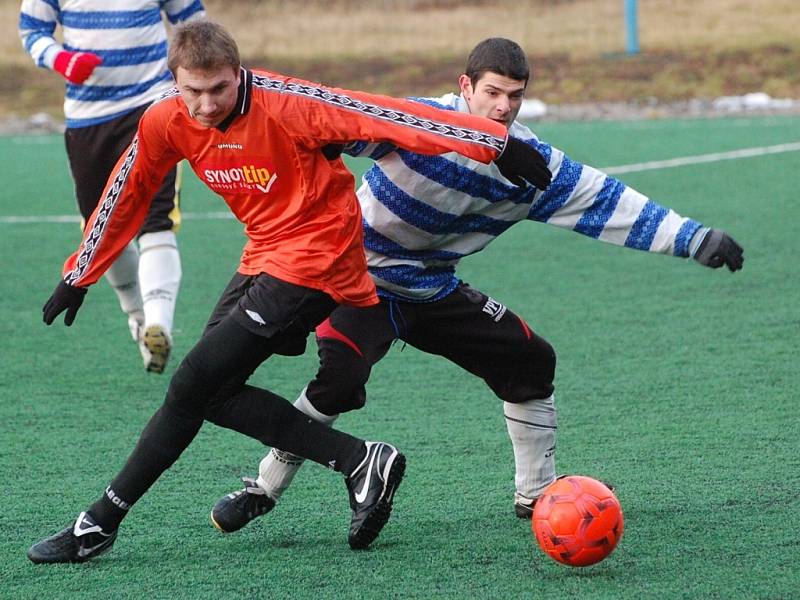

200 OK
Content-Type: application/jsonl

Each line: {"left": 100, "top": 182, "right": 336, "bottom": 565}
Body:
{"left": 215, "top": 67, "right": 253, "bottom": 133}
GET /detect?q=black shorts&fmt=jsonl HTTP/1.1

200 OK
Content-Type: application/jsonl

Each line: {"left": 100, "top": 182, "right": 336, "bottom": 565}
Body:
{"left": 204, "top": 271, "right": 338, "bottom": 356}
{"left": 309, "top": 282, "right": 556, "bottom": 412}
{"left": 64, "top": 105, "right": 179, "bottom": 236}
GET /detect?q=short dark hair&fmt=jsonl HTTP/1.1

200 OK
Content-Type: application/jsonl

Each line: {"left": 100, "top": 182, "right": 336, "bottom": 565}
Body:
{"left": 168, "top": 20, "right": 240, "bottom": 74}
{"left": 464, "top": 38, "right": 529, "bottom": 85}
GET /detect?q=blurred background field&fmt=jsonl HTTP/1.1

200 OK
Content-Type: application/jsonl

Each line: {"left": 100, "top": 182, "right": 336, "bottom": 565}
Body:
{"left": 2, "top": 0, "right": 800, "bottom": 120}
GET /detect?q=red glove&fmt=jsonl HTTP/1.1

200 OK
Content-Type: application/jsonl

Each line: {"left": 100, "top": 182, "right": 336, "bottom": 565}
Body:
{"left": 53, "top": 50, "right": 102, "bottom": 84}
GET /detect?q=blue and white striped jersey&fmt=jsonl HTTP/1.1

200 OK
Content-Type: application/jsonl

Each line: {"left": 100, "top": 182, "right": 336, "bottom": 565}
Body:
{"left": 345, "top": 92, "right": 706, "bottom": 302}
{"left": 19, "top": 0, "right": 205, "bottom": 128}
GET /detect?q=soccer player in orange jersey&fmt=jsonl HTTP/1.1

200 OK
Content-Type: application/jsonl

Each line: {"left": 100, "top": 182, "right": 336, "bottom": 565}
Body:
{"left": 28, "top": 20, "right": 551, "bottom": 563}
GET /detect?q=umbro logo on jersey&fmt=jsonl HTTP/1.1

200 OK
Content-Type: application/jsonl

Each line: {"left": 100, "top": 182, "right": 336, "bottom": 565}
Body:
{"left": 246, "top": 309, "right": 266, "bottom": 325}
{"left": 216, "top": 143, "right": 243, "bottom": 150}
{"left": 482, "top": 297, "right": 507, "bottom": 322}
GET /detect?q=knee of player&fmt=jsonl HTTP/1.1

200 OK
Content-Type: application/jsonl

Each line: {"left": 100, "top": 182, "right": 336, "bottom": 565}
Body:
{"left": 314, "top": 386, "right": 367, "bottom": 415}
{"left": 318, "top": 338, "right": 370, "bottom": 380}
{"left": 527, "top": 334, "right": 556, "bottom": 382}
{"left": 310, "top": 358, "right": 370, "bottom": 414}
{"left": 496, "top": 336, "right": 557, "bottom": 404}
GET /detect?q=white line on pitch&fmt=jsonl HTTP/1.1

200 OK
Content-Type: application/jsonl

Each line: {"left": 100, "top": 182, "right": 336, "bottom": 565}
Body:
{"left": 602, "top": 141, "right": 800, "bottom": 174}
{"left": 2, "top": 141, "right": 799, "bottom": 224}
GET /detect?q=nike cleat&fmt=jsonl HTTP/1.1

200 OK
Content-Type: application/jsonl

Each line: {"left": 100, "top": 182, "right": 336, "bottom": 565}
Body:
{"left": 514, "top": 493, "right": 538, "bottom": 519}
{"left": 345, "top": 441, "right": 405, "bottom": 550}
{"left": 27, "top": 511, "right": 117, "bottom": 564}
{"left": 211, "top": 477, "right": 276, "bottom": 533}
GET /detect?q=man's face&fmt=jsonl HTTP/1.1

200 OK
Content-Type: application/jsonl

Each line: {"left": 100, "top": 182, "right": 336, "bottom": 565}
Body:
{"left": 459, "top": 72, "right": 527, "bottom": 129}
{"left": 175, "top": 66, "right": 240, "bottom": 128}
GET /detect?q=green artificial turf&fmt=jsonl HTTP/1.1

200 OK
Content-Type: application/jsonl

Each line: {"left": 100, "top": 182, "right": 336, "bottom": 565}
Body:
{"left": 0, "top": 116, "right": 798, "bottom": 599}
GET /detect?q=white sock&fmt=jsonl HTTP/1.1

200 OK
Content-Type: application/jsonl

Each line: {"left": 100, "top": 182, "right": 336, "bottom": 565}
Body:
{"left": 504, "top": 395, "right": 558, "bottom": 499}
{"left": 257, "top": 388, "right": 339, "bottom": 500}
{"left": 138, "top": 231, "right": 181, "bottom": 335}
{"left": 104, "top": 241, "right": 143, "bottom": 332}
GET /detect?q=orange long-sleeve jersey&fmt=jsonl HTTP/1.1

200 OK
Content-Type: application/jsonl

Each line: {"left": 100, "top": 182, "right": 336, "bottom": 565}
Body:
{"left": 63, "top": 67, "right": 508, "bottom": 307}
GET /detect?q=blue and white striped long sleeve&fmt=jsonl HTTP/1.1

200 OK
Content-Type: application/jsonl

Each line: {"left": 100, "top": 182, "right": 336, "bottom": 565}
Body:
{"left": 530, "top": 140, "right": 702, "bottom": 256}
{"left": 355, "top": 93, "right": 706, "bottom": 302}
{"left": 18, "top": 0, "right": 205, "bottom": 128}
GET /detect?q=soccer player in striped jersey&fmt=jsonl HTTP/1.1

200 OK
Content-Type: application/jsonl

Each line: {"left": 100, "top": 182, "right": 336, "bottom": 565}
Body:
{"left": 210, "top": 38, "right": 744, "bottom": 531}
{"left": 27, "top": 22, "right": 550, "bottom": 563}
{"left": 18, "top": 0, "right": 205, "bottom": 373}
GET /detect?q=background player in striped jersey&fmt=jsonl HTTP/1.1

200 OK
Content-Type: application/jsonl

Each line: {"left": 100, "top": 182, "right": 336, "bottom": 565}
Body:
{"left": 18, "top": 0, "right": 205, "bottom": 373}
{"left": 209, "top": 37, "right": 744, "bottom": 531}
{"left": 27, "top": 22, "right": 550, "bottom": 563}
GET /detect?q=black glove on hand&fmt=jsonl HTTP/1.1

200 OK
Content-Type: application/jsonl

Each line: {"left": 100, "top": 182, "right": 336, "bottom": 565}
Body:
{"left": 43, "top": 280, "right": 87, "bottom": 326}
{"left": 693, "top": 229, "right": 744, "bottom": 272}
{"left": 494, "top": 136, "right": 552, "bottom": 190}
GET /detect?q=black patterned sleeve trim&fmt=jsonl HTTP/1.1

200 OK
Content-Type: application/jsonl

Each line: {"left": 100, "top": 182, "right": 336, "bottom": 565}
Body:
{"left": 252, "top": 74, "right": 506, "bottom": 153}
{"left": 66, "top": 137, "right": 139, "bottom": 285}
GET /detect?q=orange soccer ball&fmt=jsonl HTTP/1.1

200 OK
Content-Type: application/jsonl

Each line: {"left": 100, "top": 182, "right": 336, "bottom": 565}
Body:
{"left": 532, "top": 475, "right": 624, "bottom": 567}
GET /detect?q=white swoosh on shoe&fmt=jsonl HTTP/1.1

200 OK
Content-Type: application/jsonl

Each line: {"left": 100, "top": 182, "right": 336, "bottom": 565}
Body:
{"left": 73, "top": 511, "right": 112, "bottom": 557}
{"left": 76, "top": 535, "right": 112, "bottom": 558}
{"left": 354, "top": 444, "right": 382, "bottom": 504}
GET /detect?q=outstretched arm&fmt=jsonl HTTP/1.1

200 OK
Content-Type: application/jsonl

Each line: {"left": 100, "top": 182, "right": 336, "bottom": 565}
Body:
{"left": 529, "top": 141, "right": 743, "bottom": 270}
{"left": 260, "top": 72, "right": 550, "bottom": 189}
{"left": 43, "top": 103, "right": 182, "bottom": 326}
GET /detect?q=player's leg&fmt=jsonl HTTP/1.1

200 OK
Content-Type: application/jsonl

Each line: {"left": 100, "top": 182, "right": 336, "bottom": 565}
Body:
{"left": 257, "top": 303, "right": 397, "bottom": 498}
{"left": 137, "top": 162, "right": 182, "bottom": 374}
{"left": 102, "top": 241, "right": 143, "bottom": 341}
{"left": 27, "top": 271, "right": 247, "bottom": 564}
{"left": 212, "top": 301, "right": 397, "bottom": 532}
{"left": 65, "top": 117, "right": 144, "bottom": 341}
{"left": 167, "top": 276, "right": 404, "bottom": 549}
{"left": 27, "top": 275, "right": 404, "bottom": 562}
{"left": 403, "top": 283, "right": 557, "bottom": 518}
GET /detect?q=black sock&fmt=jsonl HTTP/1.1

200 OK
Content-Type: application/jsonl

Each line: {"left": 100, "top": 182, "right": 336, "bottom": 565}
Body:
{"left": 206, "top": 384, "right": 365, "bottom": 476}
{"left": 88, "top": 403, "right": 203, "bottom": 531}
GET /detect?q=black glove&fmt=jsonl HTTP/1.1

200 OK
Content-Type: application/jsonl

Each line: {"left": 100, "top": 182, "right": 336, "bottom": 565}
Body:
{"left": 43, "top": 280, "right": 88, "bottom": 326}
{"left": 321, "top": 143, "right": 344, "bottom": 160}
{"left": 693, "top": 229, "right": 744, "bottom": 272}
{"left": 494, "top": 136, "right": 552, "bottom": 190}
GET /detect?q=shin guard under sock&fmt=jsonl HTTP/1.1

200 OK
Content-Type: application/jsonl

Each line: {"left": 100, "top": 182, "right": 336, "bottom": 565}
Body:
{"left": 504, "top": 395, "right": 558, "bottom": 499}
{"left": 138, "top": 230, "right": 181, "bottom": 334}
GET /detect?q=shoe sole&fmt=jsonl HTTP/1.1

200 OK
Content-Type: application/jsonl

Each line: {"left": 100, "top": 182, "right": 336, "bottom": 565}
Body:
{"left": 209, "top": 511, "right": 229, "bottom": 534}
{"left": 142, "top": 325, "right": 171, "bottom": 374}
{"left": 348, "top": 452, "right": 406, "bottom": 550}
